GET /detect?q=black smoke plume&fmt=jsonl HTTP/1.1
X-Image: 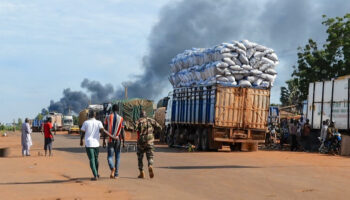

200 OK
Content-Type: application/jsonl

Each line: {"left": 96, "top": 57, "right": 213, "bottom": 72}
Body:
{"left": 48, "top": 0, "right": 350, "bottom": 114}
{"left": 115, "top": 0, "right": 350, "bottom": 101}
{"left": 81, "top": 78, "right": 114, "bottom": 103}
{"left": 48, "top": 89, "right": 89, "bottom": 114}
{"left": 48, "top": 79, "right": 115, "bottom": 114}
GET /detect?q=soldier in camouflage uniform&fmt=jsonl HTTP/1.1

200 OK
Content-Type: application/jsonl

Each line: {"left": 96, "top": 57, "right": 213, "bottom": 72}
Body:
{"left": 136, "top": 111, "right": 162, "bottom": 179}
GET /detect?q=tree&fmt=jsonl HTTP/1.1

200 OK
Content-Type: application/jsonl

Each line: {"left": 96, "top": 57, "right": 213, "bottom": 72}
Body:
{"left": 36, "top": 113, "right": 44, "bottom": 120}
{"left": 282, "top": 13, "right": 350, "bottom": 106}
{"left": 41, "top": 108, "right": 49, "bottom": 115}
{"left": 17, "top": 118, "right": 23, "bottom": 130}
{"left": 73, "top": 115, "right": 79, "bottom": 125}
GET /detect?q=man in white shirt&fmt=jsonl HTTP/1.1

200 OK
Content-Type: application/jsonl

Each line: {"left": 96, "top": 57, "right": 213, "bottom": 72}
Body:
{"left": 80, "top": 110, "right": 117, "bottom": 181}
{"left": 319, "top": 120, "right": 329, "bottom": 152}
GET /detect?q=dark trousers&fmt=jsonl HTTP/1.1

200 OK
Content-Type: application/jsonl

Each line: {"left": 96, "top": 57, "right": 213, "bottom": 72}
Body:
{"left": 44, "top": 138, "right": 53, "bottom": 151}
{"left": 86, "top": 147, "right": 99, "bottom": 177}
{"left": 291, "top": 135, "right": 297, "bottom": 151}
{"left": 301, "top": 135, "right": 311, "bottom": 151}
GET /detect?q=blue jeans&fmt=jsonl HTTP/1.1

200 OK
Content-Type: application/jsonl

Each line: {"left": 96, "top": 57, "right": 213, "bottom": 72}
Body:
{"left": 107, "top": 140, "right": 121, "bottom": 177}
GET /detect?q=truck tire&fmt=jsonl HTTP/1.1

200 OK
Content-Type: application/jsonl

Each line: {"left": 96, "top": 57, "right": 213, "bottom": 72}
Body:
{"left": 201, "top": 129, "right": 209, "bottom": 151}
{"left": 174, "top": 128, "right": 181, "bottom": 146}
{"left": 167, "top": 127, "right": 174, "bottom": 147}
{"left": 194, "top": 128, "right": 202, "bottom": 151}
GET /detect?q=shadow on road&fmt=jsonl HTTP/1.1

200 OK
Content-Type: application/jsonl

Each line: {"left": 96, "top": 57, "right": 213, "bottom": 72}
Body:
{"left": 0, "top": 177, "right": 93, "bottom": 185}
{"left": 158, "top": 165, "right": 260, "bottom": 170}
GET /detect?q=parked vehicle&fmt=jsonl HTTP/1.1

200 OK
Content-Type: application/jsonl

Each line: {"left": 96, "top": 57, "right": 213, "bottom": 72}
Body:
{"left": 68, "top": 125, "right": 80, "bottom": 134}
{"left": 43, "top": 112, "right": 63, "bottom": 131}
{"left": 32, "top": 119, "right": 44, "bottom": 132}
{"left": 62, "top": 115, "right": 74, "bottom": 131}
{"left": 307, "top": 75, "right": 350, "bottom": 132}
{"left": 164, "top": 85, "right": 270, "bottom": 151}
{"left": 320, "top": 132, "right": 342, "bottom": 154}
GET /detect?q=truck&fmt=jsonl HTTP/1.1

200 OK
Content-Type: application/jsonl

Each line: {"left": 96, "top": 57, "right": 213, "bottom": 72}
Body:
{"left": 32, "top": 119, "right": 44, "bottom": 132}
{"left": 164, "top": 85, "right": 270, "bottom": 151}
{"left": 306, "top": 75, "right": 350, "bottom": 133}
{"left": 62, "top": 115, "right": 74, "bottom": 131}
{"left": 44, "top": 112, "right": 63, "bottom": 131}
{"left": 78, "top": 105, "right": 104, "bottom": 128}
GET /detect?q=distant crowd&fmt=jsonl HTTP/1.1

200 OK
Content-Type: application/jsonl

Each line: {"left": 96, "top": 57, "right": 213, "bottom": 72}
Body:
{"left": 266, "top": 117, "right": 341, "bottom": 154}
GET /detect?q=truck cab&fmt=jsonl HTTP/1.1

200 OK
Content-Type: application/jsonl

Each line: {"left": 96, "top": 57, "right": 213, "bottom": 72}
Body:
{"left": 62, "top": 115, "right": 74, "bottom": 131}
{"left": 165, "top": 92, "right": 173, "bottom": 129}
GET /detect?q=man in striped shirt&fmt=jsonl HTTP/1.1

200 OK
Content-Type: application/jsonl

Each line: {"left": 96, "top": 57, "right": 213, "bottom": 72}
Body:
{"left": 103, "top": 104, "right": 125, "bottom": 179}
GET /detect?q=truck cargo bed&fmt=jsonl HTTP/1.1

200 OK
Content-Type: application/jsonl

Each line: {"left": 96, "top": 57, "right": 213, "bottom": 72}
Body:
{"left": 171, "top": 85, "right": 270, "bottom": 130}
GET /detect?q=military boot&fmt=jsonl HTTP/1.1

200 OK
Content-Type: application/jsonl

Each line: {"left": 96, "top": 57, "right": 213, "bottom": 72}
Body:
{"left": 138, "top": 170, "right": 145, "bottom": 179}
{"left": 149, "top": 166, "right": 154, "bottom": 179}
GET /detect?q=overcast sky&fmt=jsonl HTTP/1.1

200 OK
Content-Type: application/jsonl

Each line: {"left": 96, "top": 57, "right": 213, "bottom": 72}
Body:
{"left": 0, "top": 0, "right": 349, "bottom": 123}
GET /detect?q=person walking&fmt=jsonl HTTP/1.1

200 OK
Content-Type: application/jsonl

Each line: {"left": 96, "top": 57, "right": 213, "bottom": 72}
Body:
{"left": 53, "top": 121, "right": 57, "bottom": 135}
{"left": 136, "top": 111, "right": 162, "bottom": 179}
{"left": 319, "top": 120, "right": 329, "bottom": 152}
{"left": 80, "top": 110, "right": 117, "bottom": 181}
{"left": 43, "top": 117, "right": 54, "bottom": 156}
{"left": 290, "top": 119, "right": 298, "bottom": 151}
{"left": 326, "top": 121, "right": 338, "bottom": 154}
{"left": 21, "top": 118, "right": 32, "bottom": 156}
{"left": 103, "top": 104, "right": 125, "bottom": 179}
{"left": 302, "top": 119, "right": 311, "bottom": 151}
{"left": 280, "top": 119, "right": 289, "bottom": 149}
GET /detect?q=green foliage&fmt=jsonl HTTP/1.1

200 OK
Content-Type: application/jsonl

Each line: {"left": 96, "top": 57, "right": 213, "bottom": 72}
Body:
{"left": 36, "top": 113, "right": 43, "bottom": 120}
{"left": 73, "top": 115, "right": 78, "bottom": 125}
{"left": 282, "top": 13, "right": 350, "bottom": 106}
{"left": 17, "top": 118, "right": 23, "bottom": 130}
{"left": 41, "top": 108, "right": 49, "bottom": 115}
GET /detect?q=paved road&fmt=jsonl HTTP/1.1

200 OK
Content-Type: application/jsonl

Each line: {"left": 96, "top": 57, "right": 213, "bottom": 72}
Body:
{"left": 1, "top": 132, "right": 350, "bottom": 200}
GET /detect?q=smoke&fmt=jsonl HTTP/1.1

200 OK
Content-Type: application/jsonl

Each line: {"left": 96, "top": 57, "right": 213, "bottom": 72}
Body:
{"left": 48, "top": 0, "right": 350, "bottom": 114}
{"left": 48, "top": 79, "right": 116, "bottom": 114}
{"left": 81, "top": 78, "right": 114, "bottom": 103}
{"left": 48, "top": 88, "right": 89, "bottom": 114}
{"left": 115, "top": 0, "right": 350, "bottom": 101}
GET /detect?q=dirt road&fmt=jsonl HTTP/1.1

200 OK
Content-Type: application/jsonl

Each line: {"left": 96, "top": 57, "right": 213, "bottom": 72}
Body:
{"left": 0, "top": 131, "right": 349, "bottom": 200}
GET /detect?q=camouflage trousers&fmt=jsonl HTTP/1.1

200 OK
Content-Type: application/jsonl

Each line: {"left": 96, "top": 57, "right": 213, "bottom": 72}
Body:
{"left": 137, "top": 136, "right": 154, "bottom": 171}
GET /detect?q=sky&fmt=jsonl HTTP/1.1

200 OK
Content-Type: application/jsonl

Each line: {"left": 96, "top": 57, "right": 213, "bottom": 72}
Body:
{"left": 0, "top": 0, "right": 172, "bottom": 123}
{"left": 0, "top": 0, "right": 349, "bottom": 123}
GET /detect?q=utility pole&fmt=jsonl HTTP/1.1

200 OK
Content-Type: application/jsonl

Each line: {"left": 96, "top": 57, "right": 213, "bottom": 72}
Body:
{"left": 125, "top": 86, "right": 128, "bottom": 100}
{"left": 122, "top": 82, "right": 129, "bottom": 100}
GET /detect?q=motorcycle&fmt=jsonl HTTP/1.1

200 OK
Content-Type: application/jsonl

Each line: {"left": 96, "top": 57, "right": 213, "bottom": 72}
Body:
{"left": 320, "top": 132, "right": 342, "bottom": 155}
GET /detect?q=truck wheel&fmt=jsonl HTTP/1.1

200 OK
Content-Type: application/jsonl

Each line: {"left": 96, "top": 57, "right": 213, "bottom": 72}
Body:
{"left": 201, "top": 129, "right": 209, "bottom": 151}
{"left": 194, "top": 128, "right": 202, "bottom": 151}
{"left": 181, "top": 128, "right": 189, "bottom": 145}
{"left": 174, "top": 128, "right": 181, "bottom": 146}
{"left": 167, "top": 127, "right": 174, "bottom": 147}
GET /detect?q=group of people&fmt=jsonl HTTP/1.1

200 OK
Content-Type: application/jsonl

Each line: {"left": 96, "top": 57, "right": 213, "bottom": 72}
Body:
{"left": 274, "top": 117, "right": 339, "bottom": 153}
{"left": 21, "top": 117, "right": 55, "bottom": 156}
{"left": 80, "top": 104, "right": 161, "bottom": 181}
{"left": 21, "top": 104, "right": 161, "bottom": 181}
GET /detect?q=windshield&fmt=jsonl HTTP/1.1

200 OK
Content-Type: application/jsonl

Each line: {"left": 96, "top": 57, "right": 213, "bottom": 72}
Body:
{"left": 64, "top": 119, "right": 73, "bottom": 124}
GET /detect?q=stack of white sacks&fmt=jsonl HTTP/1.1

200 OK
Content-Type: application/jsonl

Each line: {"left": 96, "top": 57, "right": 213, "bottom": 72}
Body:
{"left": 169, "top": 40, "right": 278, "bottom": 88}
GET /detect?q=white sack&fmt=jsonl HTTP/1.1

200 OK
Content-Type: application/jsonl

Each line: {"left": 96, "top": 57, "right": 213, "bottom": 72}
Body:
{"left": 229, "top": 65, "right": 242, "bottom": 71}
{"left": 239, "top": 54, "right": 249, "bottom": 64}
{"left": 266, "top": 53, "right": 278, "bottom": 62}
{"left": 265, "top": 68, "right": 277, "bottom": 75}
{"left": 239, "top": 80, "right": 252, "bottom": 87}
{"left": 242, "top": 65, "right": 253, "bottom": 70}
{"left": 234, "top": 41, "right": 247, "bottom": 51}
{"left": 223, "top": 57, "right": 236, "bottom": 66}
